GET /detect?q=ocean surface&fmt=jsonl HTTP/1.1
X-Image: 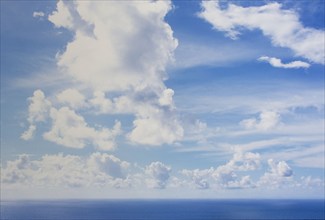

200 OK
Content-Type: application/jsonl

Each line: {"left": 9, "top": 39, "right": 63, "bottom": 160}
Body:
{"left": 1, "top": 199, "right": 324, "bottom": 220}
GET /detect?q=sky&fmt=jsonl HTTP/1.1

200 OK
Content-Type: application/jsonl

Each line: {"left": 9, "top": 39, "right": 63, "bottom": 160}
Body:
{"left": 0, "top": 0, "right": 324, "bottom": 199}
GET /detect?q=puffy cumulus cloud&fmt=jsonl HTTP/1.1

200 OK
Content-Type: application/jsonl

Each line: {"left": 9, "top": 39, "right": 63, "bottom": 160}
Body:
{"left": 49, "top": 1, "right": 177, "bottom": 92}
{"left": 89, "top": 88, "right": 183, "bottom": 146}
{"left": 145, "top": 161, "right": 171, "bottom": 189}
{"left": 199, "top": 1, "right": 325, "bottom": 64}
{"left": 2, "top": 154, "right": 322, "bottom": 192}
{"left": 1, "top": 154, "right": 34, "bottom": 184}
{"left": 21, "top": 90, "right": 51, "bottom": 140}
{"left": 240, "top": 111, "right": 281, "bottom": 131}
{"left": 128, "top": 105, "right": 184, "bottom": 145}
{"left": 43, "top": 107, "right": 121, "bottom": 150}
{"left": 25, "top": 0, "right": 183, "bottom": 147}
{"left": 299, "top": 176, "right": 324, "bottom": 189}
{"left": 181, "top": 168, "right": 213, "bottom": 189}
{"left": 159, "top": 88, "right": 175, "bottom": 107}
{"left": 258, "top": 56, "right": 310, "bottom": 69}
{"left": 89, "top": 89, "right": 184, "bottom": 146}
{"left": 89, "top": 91, "right": 115, "bottom": 114}
{"left": 56, "top": 88, "right": 87, "bottom": 109}
{"left": 212, "top": 151, "right": 260, "bottom": 188}
{"left": 268, "top": 159, "right": 293, "bottom": 177}
{"left": 21, "top": 125, "right": 36, "bottom": 141}
{"left": 48, "top": 1, "right": 75, "bottom": 30}
{"left": 87, "top": 152, "right": 129, "bottom": 179}
{"left": 21, "top": 89, "right": 121, "bottom": 151}
{"left": 258, "top": 159, "right": 294, "bottom": 188}
{"left": 226, "top": 151, "right": 261, "bottom": 171}
{"left": 1, "top": 153, "right": 130, "bottom": 188}
{"left": 181, "top": 151, "right": 260, "bottom": 189}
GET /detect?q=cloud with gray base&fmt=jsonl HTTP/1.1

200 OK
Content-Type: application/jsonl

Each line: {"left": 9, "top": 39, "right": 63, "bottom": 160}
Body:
{"left": 22, "top": 0, "right": 184, "bottom": 148}
{"left": 145, "top": 161, "right": 172, "bottom": 189}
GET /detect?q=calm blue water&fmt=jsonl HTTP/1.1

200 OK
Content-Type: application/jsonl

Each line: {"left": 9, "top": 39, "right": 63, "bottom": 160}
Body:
{"left": 1, "top": 199, "right": 324, "bottom": 220}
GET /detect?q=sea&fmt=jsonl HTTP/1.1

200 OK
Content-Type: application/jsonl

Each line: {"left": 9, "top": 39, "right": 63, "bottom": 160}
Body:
{"left": 1, "top": 199, "right": 324, "bottom": 220}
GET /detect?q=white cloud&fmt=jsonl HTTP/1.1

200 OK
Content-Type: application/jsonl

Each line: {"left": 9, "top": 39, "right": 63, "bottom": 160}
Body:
{"left": 181, "top": 168, "right": 213, "bottom": 189}
{"left": 90, "top": 91, "right": 114, "bottom": 114}
{"left": 87, "top": 153, "right": 130, "bottom": 179}
{"left": 182, "top": 155, "right": 294, "bottom": 190}
{"left": 48, "top": 1, "right": 74, "bottom": 29}
{"left": 33, "top": 11, "right": 45, "bottom": 18}
{"left": 128, "top": 106, "right": 184, "bottom": 146}
{"left": 212, "top": 151, "right": 260, "bottom": 188}
{"left": 145, "top": 161, "right": 171, "bottom": 189}
{"left": 268, "top": 159, "right": 293, "bottom": 177}
{"left": 258, "top": 159, "right": 294, "bottom": 188}
{"left": 299, "top": 176, "right": 324, "bottom": 189}
{"left": 21, "top": 125, "right": 36, "bottom": 141}
{"left": 49, "top": 1, "right": 177, "bottom": 92}
{"left": 21, "top": 90, "right": 51, "bottom": 140}
{"left": 21, "top": 89, "right": 122, "bottom": 150}
{"left": 181, "top": 151, "right": 260, "bottom": 189}
{"left": 258, "top": 56, "right": 310, "bottom": 69}
{"left": 1, "top": 153, "right": 130, "bottom": 188}
{"left": 90, "top": 89, "right": 184, "bottom": 145}
{"left": 26, "top": 90, "right": 51, "bottom": 124}
{"left": 226, "top": 151, "right": 261, "bottom": 171}
{"left": 40, "top": 0, "right": 184, "bottom": 146}
{"left": 43, "top": 107, "right": 121, "bottom": 150}
{"left": 1, "top": 154, "right": 322, "bottom": 194}
{"left": 56, "top": 88, "right": 86, "bottom": 109}
{"left": 159, "top": 88, "right": 175, "bottom": 107}
{"left": 89, "top": 91, "right": 136, "bottom": 115}
{"left": 199, "top": 1, "right": 325, "bottom": 64}
{"left": 240, "top": 111, "right": 281, "bottom": 131}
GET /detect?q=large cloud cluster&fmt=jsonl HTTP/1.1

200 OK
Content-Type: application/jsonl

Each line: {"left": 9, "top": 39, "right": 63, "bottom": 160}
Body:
{"left": 1, "top": 152, "right": 323, "bottom": 193}
{"left": 21, "top": 0, "right": 183, "bottom": 149}
{"left": 1, "top": 153, "right": 130, "bottom": 188}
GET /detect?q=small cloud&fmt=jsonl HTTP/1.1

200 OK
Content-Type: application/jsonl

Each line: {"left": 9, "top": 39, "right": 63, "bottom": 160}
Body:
{"left": 240, "top": 111, "right": 280, "bottom": 131}
{"left": 258, "top": 56, "right": 310, "bottom": 69}
{"left": 33, "top": 11, "right": 45, "bottom": 18}
{"left": 21, "top": 125, "right": 36, "bottom": 141}
{"left": 268, "top": 159, "right": 293, "bottom": 177}
{"left": 20, "top": 90, "right": 51, "bottom": 140}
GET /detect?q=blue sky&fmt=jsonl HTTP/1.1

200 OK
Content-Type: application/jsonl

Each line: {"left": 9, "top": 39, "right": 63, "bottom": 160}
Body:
{"left": 1, "top": 0, "right": 324, "bottom": 199}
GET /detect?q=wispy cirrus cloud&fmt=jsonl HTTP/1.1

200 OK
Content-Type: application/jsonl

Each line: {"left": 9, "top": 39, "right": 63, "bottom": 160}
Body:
{"left": 258, "top": 56, "right": 310, "bottom": 69}
{"left": 198, "top": 0, "right": 325, "bottom": 64}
